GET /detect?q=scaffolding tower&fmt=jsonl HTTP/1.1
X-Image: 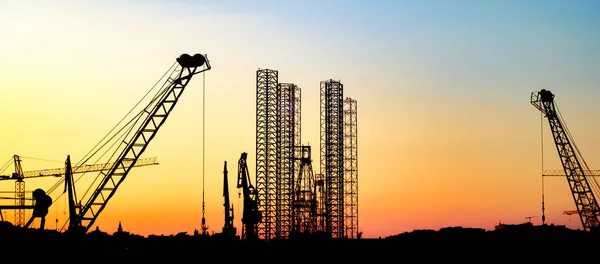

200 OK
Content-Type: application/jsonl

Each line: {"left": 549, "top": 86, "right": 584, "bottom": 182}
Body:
{"left": 320, "top": 79, "right": 345, "bottom": 238}
{"left": 343, "top": 97, "right": 358, "bottom": 238}
{"left": 256, "top": 69, "right": 302, "bottom": 240}
{"left": 256, "top": 69, "right": 279, "bottom": 240}
{"left": 277, "top": 82, "right": 300, "bottom": 239}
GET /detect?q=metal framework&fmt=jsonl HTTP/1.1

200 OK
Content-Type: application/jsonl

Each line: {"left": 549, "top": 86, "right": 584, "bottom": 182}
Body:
{"left": 14, "top": 181, "right": 24, "bottom": 226}
{"left": 71, "top": 54, "right": 210, "bottom": 231}
{"left": 292, "top": 146, "right": 317, "bottom": 234}
{"left": 1, "top": 156, "right": 158, "bottom": 227}
{"left": 343, "top": 97, "right": 358, "bottom": 238}
{"left": 277, "top": 82, "right": 298, "bottom": 239}
{"left": 543, "top": 170, "right": 600, "bottom": 177}
{"left": 320, "top": 79, "right": 344, "bottom": 238}
{"left": 314, "top": 173, "right": 326, "bottom": 232}
{"left": 531, "top": 89, "right": 600, "bottom": 231}
{"left": 256, "top": 69, "right": 279, "bottom": 240}
{"left": 293, "top": 85, "right": 302, "bottom": 195}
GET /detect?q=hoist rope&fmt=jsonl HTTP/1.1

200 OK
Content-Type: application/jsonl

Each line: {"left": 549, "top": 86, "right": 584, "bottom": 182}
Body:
{"left": 202, "top": 59, "right": 207, "bottom": 231}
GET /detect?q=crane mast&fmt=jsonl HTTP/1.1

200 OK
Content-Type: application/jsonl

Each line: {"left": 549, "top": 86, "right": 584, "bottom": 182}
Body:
{"left": 531, "top": 89, "right": 600, "bottom": 231}
{"left": 64, "top": 155, "right": 82, "bottom": 232}
{"left": 222, "top": 161, "right": 236, "bottom": 237}
{"left": 73, "top": 53, "right": 211, "bottom": 231}
{"left": 237, "top": 152, "right": 261, "bottom": 240}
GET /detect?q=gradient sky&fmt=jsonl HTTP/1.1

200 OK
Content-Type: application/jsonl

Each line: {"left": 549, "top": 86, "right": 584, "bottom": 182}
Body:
{"left": 1, "top": 0, "right": 600, "bottom": 238}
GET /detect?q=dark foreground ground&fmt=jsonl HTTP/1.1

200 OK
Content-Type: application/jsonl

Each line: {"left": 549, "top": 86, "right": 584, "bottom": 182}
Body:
{"left": 1, "top": 221, "right": 597, "bottom": 261}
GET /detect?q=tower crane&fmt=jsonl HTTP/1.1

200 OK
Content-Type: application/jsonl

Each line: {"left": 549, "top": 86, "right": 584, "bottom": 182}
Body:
{"left": 221, "top": 161, "right": 236, "bottom": 237}
{"left": 237, "top": 152, "right": 261, "bottom": 240}
{"left": 531, "top": 89, "right": 600, "bottom": 231}
{"left": 0, "top": 155, "right": 158, "bottom": 227}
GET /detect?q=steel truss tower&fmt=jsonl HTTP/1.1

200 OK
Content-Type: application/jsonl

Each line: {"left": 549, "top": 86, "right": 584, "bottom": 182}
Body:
{"left": 320, "top": 79, "right": 344, "bottom": 238}
{"left": 293, "top": 86, "right": 302, "bottom": 191}
{"left": 256, "top": 69, "right": 301, "bottom": 240}
{"left": 277, "top": 82, "right": 300, "bottom": 239}
{"left": 256, "top": 69, "right": 279, "bottom": 240}
{"left": 343, "top": 97, "right": 358, "bottom": 238}
{"left": 292, "top": 145, "right": 317, "bottom": 234}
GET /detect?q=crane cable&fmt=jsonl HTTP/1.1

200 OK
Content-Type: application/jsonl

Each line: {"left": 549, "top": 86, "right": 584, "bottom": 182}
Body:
{"left": 46, "top": 62, "right": 178, "bottom": 198}
{"left": 0, "top": 158, "right": 12, "bottom": 174}
{"left": 541, "top": 110, "right": 545, "bottom": 224}
{"left": 201, "top": 60, "right": 206, "bottom": 233}
{"left": 49, "top": 61, "right": 177, "bottom": 231}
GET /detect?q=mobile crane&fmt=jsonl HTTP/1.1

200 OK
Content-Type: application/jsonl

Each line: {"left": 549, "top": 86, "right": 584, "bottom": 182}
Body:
{"left": 531, "top": 89, "right": 600, "bottom": 231}
{"left": 237, "top": 152, "right": 261, "bottom": 240}
{"left": 52, "top": 53, "right": 209, "bottom": 232}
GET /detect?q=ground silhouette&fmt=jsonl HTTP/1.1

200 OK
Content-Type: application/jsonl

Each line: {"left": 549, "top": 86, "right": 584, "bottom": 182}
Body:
{"left": 1, "top": 221, "right": 597, "bottom": 261}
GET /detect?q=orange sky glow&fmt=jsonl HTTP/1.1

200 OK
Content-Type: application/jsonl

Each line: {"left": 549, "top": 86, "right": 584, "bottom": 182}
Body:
{"left": 1, "top": 0, "right": 599, "bottom": 238}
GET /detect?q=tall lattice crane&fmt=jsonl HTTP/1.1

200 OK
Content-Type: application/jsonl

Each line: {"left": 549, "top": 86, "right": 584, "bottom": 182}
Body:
{"left": 31, "top": 53, "right": 211, "bottom": 233}
{"left": 69, "top": 53, "right": 210, "bottom": 232}
{"left": 531, "top": 89, "right": 600, "bottom": 231}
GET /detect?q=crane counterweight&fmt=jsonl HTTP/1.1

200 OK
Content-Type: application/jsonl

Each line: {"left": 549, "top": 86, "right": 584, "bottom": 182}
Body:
{"left": 176, "top": 53, "right": 207, "bottom": 68}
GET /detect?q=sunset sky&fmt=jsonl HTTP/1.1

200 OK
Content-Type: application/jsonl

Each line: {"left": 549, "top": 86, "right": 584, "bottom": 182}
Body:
{"left": 1, "top": 0, "right": 600, "bottom": 238}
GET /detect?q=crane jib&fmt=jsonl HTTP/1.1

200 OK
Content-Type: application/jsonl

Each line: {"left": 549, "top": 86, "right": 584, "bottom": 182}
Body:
{"left": 74, "top": 54, "right": 211, "bottom": 232}
{"left": 531, "top": 89, "right": 600, "bottom": 231}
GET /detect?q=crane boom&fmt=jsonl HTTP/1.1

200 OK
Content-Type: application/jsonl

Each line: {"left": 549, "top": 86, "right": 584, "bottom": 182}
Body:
{"left": 531, "top": 89, "right": 600, "bottom": 231}
{"left": 0, "top": 157, "right": 159, "bottom": 180}
{"left": 74, "top": 53, "right": 211, "bottom": 231}
{"left": 543, "top": 170, "right": 600, "bottom": 177}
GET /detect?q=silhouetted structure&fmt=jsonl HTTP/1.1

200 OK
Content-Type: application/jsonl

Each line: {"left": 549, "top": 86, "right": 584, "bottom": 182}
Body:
{"left": 255, "top": 69, "right": 302, "bottom": 240}
{"left": 343, "top": 97, "right": 358, "bottom": 238}
{"left": 256, "top": 69, "right": 279, "bottom": 240}
{"left": 237, "top": 152, "right": 261, "bottom": 240}
{"left": 320, "top": 79, "right": 345, "bottom": 238}
{"left": 2, "top": 221, "right": 597, "bottom": 261}
{"left": 278, "top": 82, "right": 301, "bottom": 239}
{"left": 222, "top": 161, "right": 237, "bottom": 237}
{"left": 0, "top": 155, "right": 158, "bottom": 229}
{"left": 253, "top": 71, "right": 359, "bottom": 240}
{"left": 63, "top": 53, "right": 211, "bottom": 232}
{"left": 532, "top": 89, "right": 600, "bottom": 231}
{"left": 23, "top": 188, "right": 52, "bottom": 229}
{"left": 0, "top": 54, "right": 211, "bottom": 234}
{"left": 291, "top": 146, "right": 317, "bottom": 234}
